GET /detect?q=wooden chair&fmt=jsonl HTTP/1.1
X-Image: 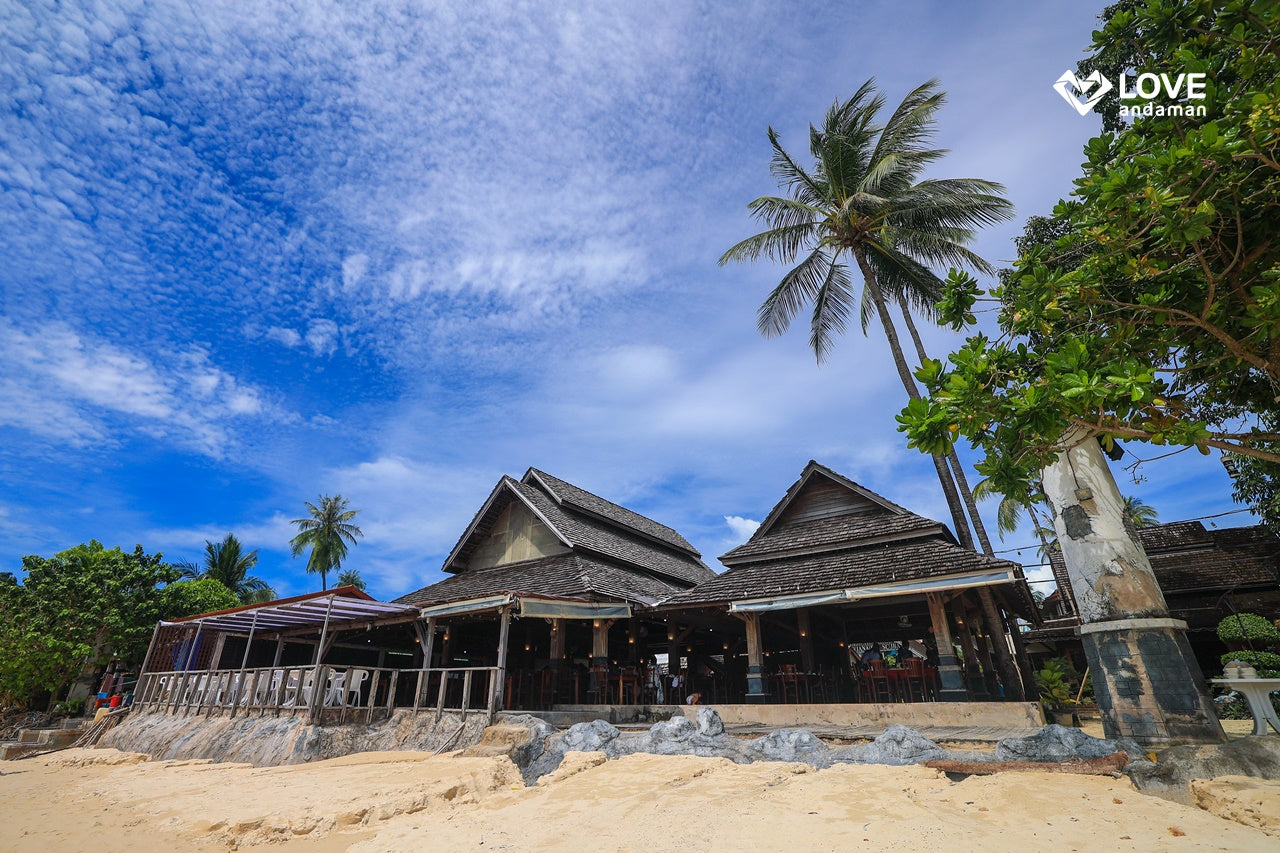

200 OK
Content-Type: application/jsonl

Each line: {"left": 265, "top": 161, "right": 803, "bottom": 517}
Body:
{"left": 863, "top": 660, "right": 894, "bottom": 703}
{"left": 899, "top": 658, "right": 930, "bottom": 702}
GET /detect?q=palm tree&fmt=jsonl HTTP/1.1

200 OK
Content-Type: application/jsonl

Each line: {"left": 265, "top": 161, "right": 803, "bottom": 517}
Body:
{"left": 721, "top": 79, "right": 1014, "bottom": 550}
{"left": 177, "top": 534, "right": 275, "bottom": 604}
{"left": 289, "top": 495, "right": 363, "bottom": 591}
{"left": 336, "top": 568, "right": 367, "bottom": 592}
{"left": 1123, "top": 496, "right": 1160, "bottom": 529}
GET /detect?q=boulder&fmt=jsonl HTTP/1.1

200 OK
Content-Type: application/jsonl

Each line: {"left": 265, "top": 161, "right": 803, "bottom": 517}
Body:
{"left": 830, "top": 725, "right": 950, "bottom": 767}
{"left": 995, "top": 724, "right": 1146, "bottom": 766}
{"left": 695, "top": 706, "right": 725, "bottom": 737}
{"left": 748, "top": 728, "right": 832, "bottom": 766}
{"left": 1127, "top": 735, "right": 1280, "bottom": 797}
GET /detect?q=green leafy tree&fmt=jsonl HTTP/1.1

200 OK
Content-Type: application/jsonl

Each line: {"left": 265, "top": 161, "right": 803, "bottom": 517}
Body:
{"left": 290, "top": 495, "right": 363, "bottom": 591}
{"left": 898, "top": 0, "right": 1280, "bottom": 507}
{"left": 178, "top": 534, "right": 275, "bottom": 604}
{"left": 1122, "top": 496, "right": 1160, "bottom": 528}
{"left": 336, "top": 568, "right": 367, "bottom": 592}
{"left": 0, "top": 542, "right": 233, "bottom": 707}
{"left": 720, "top": 79, "right": 1014, "bottom": 550}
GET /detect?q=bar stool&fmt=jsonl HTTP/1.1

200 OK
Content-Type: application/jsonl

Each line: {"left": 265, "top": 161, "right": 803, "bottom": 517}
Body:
{"left": 864, "top": 661, "right": 894, "bottom": 703}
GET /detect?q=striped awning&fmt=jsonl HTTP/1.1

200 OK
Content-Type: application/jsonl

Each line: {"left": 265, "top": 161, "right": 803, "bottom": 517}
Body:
{"left": 161, "top": 587, "right": 420, "bottom": 633}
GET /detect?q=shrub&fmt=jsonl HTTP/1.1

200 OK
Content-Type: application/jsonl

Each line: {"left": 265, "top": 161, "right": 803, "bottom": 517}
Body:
{"left": 1216, "top": 613, "right": 1280, "bottom": 646}
{"left": 1219, "top": 650, "right": 1280, "bottom": 678}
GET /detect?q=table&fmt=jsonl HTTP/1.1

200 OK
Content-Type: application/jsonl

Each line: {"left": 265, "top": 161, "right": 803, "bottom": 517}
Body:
{"left": 1212, "top": 677, "right": 1280, "bottom": 736}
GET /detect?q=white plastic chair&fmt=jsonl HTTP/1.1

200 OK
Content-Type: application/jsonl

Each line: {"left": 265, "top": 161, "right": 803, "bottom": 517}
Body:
{"left": 324, "top": 670, "right": 347, "bottom": 707}
{"left": 345, "top": 669, "right": 370, "bottom": 706}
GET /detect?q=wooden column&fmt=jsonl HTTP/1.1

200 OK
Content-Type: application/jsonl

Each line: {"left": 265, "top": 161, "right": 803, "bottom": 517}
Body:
{"left": 978, "top": 588, "right": 1025, "bottom": 700}
{"left": 489, "top": 605, "right": 512, "bottom": 715}
{"left": 210, "top": 633, "right": 228, "bottom": 670}
{"left": 926, "top": 592, "right": 967, "bottom": 701}
{"left": 591, "top": 619, "right": 614, "bottom": 666}
{"left": 548, "top": 619, "right": 566, "bottom": 668}
{"left": 1004, "top": 609, "right": 1039, "bottom": 698}
{"left": 797, "top": 608, "right": 815, "bottom": 672}
{"left": 737, "top": 612, "right": 768, "bottom": 703}
{"left": 272, "top": 637, "right": 285, "bottom": 667}
{"left": 952, "top": 597, "right": 985, "bottom": 697}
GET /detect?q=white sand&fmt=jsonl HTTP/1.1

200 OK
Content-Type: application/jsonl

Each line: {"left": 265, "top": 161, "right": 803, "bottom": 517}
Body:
{"left": 1, "top": 748, "right": 1274, "bottom": 852}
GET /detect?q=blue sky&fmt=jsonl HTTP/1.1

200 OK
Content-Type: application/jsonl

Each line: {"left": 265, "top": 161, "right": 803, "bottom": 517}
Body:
{"left": 1, "top": 1, "right": 1251, "bottom": 600}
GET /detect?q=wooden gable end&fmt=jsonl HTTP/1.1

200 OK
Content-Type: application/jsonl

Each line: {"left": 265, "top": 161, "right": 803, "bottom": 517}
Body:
{"left": 466, "top": 498, "right": 570, "bottom": 571}
{"left": 773, "top": 474, "right": 888, "bottom": 528}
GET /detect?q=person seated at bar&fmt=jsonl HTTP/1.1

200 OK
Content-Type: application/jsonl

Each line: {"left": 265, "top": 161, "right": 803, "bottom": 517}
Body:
{"left": 895, "top": 641, "right": 911, "bottom": 665}
{"left": 860, "top": 645, "right": 882, "bottom": 669}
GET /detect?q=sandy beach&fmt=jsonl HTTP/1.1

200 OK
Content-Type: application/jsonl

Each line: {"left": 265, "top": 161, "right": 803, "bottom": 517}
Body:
{"left": 1, "top": 747, "right": 1275, "bottom": 852}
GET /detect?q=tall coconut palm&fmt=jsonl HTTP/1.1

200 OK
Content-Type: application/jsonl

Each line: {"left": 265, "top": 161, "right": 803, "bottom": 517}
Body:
{"left": 336, "top": 568, "right": 367, "bottom": 592}
{"left": 289, "top": 495, "right": 363, "bottom": 591}
{"left": 177, "top": 534, "right": 275, "bottom": 604}
{"left": 720, "top": 79, "right": 1014, "bottom": 550}
{"left": 1123, "top": 496, "right": 1160, "bottom": 529}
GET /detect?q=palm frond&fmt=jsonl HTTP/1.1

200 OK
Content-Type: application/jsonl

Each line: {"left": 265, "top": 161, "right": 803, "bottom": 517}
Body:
{"left": 808, "top": 255, "right": 855, "bottom": 363}
{"left": 757, "top": 246, "right": 832, "bottom": 337}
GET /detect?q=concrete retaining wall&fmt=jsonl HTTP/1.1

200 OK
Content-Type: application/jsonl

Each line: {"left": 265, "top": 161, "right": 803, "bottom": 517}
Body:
{"left": 98, "top": 708, "right": 491, "bottom": 766}
{"left": 695, "top": 702, "right": 1045, "bottom": 729}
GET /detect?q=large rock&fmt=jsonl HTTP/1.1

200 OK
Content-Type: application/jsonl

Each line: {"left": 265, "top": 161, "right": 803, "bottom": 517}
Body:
{"left": 748, "top": 728, "right": 832, "bottom": 766}
{"left": 995, "top": 724, "right": 1146, "bottom": 766}
{"left": 696, "top": 706, "right": 725, "bottom": 737}
{"left": 1190, "top": 775, "right": 1280, "bottom": 837}
{"left": 829, "top": 725, "right": 950, "bottom": 767}
{"left": 1127, "top": 735, "right": 1280, "bottom": 798}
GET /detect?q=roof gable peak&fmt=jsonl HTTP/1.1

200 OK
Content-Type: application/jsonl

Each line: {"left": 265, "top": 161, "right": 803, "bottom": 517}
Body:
{"left": 753, "top": 460, "right": 910, "bottom": 539}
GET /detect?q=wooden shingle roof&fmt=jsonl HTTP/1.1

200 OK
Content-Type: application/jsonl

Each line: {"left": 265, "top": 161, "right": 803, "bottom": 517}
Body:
{"left": 661, "top": 461, "right": 1033, "bottom": 614}
{"left": 394, "top": 467, "right": 715, "bottom": 608}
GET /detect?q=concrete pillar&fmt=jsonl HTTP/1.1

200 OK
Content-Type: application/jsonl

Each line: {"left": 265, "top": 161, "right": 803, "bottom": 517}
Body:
{"left": 926, "top": 592, "right": 967, "bottom": 701}
{"left": 978, "top": 588, "right": 1025, "bottom": 700}
{"left": 1042, "top": 429, "right": 1224, "bottom": 744}
{"left": 739, "top": 613, "right": 769, "bottom": 703}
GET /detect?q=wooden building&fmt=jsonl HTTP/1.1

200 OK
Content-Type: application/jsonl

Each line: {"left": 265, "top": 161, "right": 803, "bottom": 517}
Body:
{"left": 1026, "top": 520, "right": 1280, "bottom": 676}
{"left": 658, "top": 461, "right": 1040, "bottom": 703}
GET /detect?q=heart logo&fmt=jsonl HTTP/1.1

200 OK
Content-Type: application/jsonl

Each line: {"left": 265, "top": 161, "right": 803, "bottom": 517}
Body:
{"left": 1053, "top": 70, "right": 1114, "bottom": 116}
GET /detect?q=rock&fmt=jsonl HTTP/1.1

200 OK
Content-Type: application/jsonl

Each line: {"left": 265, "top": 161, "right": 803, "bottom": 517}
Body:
{"left": 647, "top": 715, "right": 696, "bottom": 744}
{"left": 748, "top": 728, "right": 831, "bottom": 766}
{"left": 1190, "top": 775, "right": 1280, "bottom": 837}
{"left": 1127, "top": 735, "right": 1280, "bottom": 797}
{"left": 995, "top": 724, "right": 1145, "bottom": 766}
{"left": 695, "top": 707, "right": 724, "bottom": 737}
{"left": 561, "top": 719, "right": 621, "bottom": 753}
{"left": 830, "top": 725, "right": 949, "bottom": 766}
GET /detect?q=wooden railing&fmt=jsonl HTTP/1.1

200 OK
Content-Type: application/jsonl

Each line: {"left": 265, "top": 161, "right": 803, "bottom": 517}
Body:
{"left": 134, "top": 664, "right": 502, "bottom": 723}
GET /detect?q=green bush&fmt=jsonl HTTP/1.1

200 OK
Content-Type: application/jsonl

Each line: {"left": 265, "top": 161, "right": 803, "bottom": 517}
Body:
{"left": 1216, "top": 613, "right": 1280, "bottom": 646}
{"left": 1219, "top": 650, "right": 1280, "bottom": 678}
{"left": 1034, "top": 658, "right": 1078, "bottom": 709}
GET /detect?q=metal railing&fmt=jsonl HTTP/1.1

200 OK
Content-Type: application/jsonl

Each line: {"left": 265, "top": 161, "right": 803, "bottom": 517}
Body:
{"left": 134, "top": 664, "right": 502, "bottom": 723}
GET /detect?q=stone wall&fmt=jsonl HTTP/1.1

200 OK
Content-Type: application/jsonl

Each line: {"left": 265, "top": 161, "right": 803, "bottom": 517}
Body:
{"left": 98, "top": 709, "right": 490, "bottom": 766}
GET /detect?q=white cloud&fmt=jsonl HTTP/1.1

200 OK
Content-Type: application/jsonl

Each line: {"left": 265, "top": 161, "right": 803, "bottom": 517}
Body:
{"left": 264, "top": 326, "right": 302, "bottom": 348}
{"left": 304, "top": 319, "right": 340, "bottom": 357}
{"left": 724, "top": 515, "right": 760, "bottom": 541}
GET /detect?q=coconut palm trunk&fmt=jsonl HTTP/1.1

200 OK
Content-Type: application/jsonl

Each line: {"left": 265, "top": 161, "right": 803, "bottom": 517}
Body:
{"left": 856, "top": 250, "right": 975, "bottom": 550}
{"left": 896, "top": 297, "right": 993, "bottom": 555}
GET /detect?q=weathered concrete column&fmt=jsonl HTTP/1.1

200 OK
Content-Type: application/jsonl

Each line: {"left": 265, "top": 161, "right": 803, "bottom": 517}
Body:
{"left": 926, "top": 592, "right": 967, "bottom": 701}
{"left": 737, "top": 613, "right": 769, "bottom": 703}
{"left": 1042, "top": 429, "right": 1224, "bottom": 744}
{"left": 978, "top": 589, "right": 1024, "bottom": 701}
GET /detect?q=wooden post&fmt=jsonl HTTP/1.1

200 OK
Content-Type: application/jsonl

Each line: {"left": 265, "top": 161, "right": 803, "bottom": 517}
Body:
{"left": 171, "top": 623, "right": 203, "bottom": 713}
{"left": 978, "top": 588, "right": 1024, "bottom": 701}
{"left": 489, "top": 605, "right": 512, "bottom": 715}
{"left": 797, "top": 608, "right": 814, "bottom": 672}
{"left": 272, "top": 637, "right": 285, "bottom": 667}
{"left": 736, "top": 612, "right": 768, "bottom": 703}
{"left": 549, "top": 618, "right": 565, "bottom": 668}
{"left": 309, "top": 596, "right": 336, "bottom": 723}
{"left": 210, "top": 633, "right": 228, "bottom": 671}
{"left": 926, "top": 593, "right": 967, "bottom": 701}
{"left": 591, "top": 619, "right": 614, "bottom": 666}
{"left": 1004, "top": 609, "right": 1039, "bottom": 698}
{"left": 229, "top": 611, "right": 260, "bottom": 719}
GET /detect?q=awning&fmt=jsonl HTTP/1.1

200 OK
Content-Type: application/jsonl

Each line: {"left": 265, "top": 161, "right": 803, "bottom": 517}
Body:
{"left": 161, "top": 587, "right": 421, "bottom": 633}
{"left": 727, "top": 569, "right": 1018, "bottom": 614}
{"left": 518, "top": 597, "right": 632, "bottom": 619}
{"left": 844, "top": 569, "right": 1017, "bottom": 600}
{"left": 418, "top": 595, "right": 513, "bottom": 618}
{"left": 728, "top": 589, "right": 847, "bottom": 614}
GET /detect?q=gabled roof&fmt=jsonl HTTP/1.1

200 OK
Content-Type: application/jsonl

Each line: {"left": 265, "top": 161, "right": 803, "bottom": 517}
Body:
{"left": 524, "top": 468, "right": 699, "bottom": 556}
{"left": 393, "top": 552, "right": 685, "bottom": 608}
{"left": 163, "top": 586, "right": 418, "bottom": 633}
{"left": 397, "top": 467, "right": 716, "bottom": 608}
{"left": 751, "top": 460, "right": 916, "bottom": 539}
{"left": 660, "top": 461, "right": 1035, "bottom": 617}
